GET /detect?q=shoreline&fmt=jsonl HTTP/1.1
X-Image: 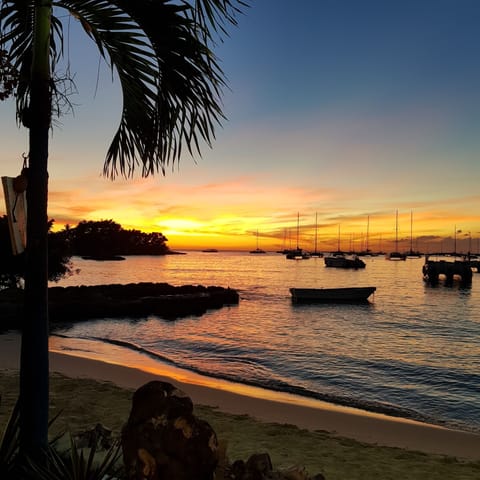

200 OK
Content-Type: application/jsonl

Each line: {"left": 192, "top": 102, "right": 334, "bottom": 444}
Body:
{"left": 1, "top": 332, "right": 480, "bottom": 461}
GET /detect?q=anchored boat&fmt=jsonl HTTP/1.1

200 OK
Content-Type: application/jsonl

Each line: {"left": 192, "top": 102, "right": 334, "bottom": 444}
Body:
{"left": 324, "top": 253, "right": 366, "bottom": 269}
{"left": 290, "top": 286, "right": 376, "bottom": 303}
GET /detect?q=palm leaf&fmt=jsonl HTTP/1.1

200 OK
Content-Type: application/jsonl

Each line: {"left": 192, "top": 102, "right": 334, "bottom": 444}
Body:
{"left": 63, "top": 0, "right": 227, "bottom": 178}
{"left": 1, "top": 0, "right": 64, "bottom": 125}
{"left": 190, "top": 0, "right": 248, "bottom": 39}
{"left": 1, "top": 0, "right": 247, "bottom": 178}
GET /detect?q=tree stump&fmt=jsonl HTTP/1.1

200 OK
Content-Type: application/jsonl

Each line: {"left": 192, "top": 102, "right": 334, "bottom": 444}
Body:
{"left": 121, "top": 381, "right": 218, "bottom": 480}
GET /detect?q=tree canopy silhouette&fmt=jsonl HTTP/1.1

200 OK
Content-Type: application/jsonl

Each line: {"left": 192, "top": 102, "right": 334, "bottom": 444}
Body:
{"left": 66, "top": 219, "right": 170, "bottom": 257}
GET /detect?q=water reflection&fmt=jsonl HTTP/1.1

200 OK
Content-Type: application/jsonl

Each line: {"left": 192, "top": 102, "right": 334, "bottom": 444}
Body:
{"left": 51, "top": 253, "right": 480, "bottom": 433}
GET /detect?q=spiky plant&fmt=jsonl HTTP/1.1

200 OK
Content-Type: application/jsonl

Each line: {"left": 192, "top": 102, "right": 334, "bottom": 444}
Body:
{"left": 26, "top": 434, "right": 123, "bottom": 480}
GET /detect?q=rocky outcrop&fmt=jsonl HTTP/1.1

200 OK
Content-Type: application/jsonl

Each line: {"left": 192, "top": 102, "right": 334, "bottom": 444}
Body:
{"left": 228, "top": 453, "right": 326, "bottom": 479}
{"left": 0, "top": 282, "right": 239, "bottom": 330}
{"left": 121, "top": 381, "right": 219, "bottom": 480}
{"left": 121, "top": 381, "right": 326, "bottom": 480}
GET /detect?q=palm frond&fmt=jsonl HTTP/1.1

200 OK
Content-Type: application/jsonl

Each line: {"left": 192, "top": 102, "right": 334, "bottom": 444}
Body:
{"left": 1, "top": 0, "right": 66, "bottom": 126}
{"left": 57, "top": 0, "right": 240, "bottom": 178}
{"left": 1, "top": 0, "right": 247, "bottom": 178}
{"left": 190, "top": 0, "right": 248, "bottom": 40}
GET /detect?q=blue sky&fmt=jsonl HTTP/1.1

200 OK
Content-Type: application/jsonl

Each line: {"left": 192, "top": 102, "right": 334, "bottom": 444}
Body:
{"left": 1, "top": 0, "right": 480, "bottom": 251}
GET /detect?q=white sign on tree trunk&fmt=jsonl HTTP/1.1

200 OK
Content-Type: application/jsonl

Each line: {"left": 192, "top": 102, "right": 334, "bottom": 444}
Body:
{"left": 2, "top": 176, "right": 27, "bottom": 255}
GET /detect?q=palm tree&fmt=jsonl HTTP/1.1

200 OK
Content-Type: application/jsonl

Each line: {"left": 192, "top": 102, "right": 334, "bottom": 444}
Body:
{"left": 0, "top": 0, "right": 246, "bottom": 460}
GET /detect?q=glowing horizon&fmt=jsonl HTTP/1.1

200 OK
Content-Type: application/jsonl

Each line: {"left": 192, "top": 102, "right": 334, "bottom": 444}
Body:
{"left": 4, "top": 199, "right": 479, "bottom": 253}
{"left": 2, "top": 169, "right": 479, "bottom": 253}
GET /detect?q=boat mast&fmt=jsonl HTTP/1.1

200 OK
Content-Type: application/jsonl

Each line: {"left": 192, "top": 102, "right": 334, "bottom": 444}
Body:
{"left": 395, "top": 210, "right": 399, "bottom": 252}
{"left": 366, "top": 215, "right": 370, "bottom": 252}
{"left": 314, "top": 212, "right": 318, "bottom": 254}
{"left": 296, "top": 212, "right": 300, "bottom": 250}
{"left": 454, "top": 224, "right": 457, "bottom": 254}
{"left": 410, "top": 210, "right": 413, "bottom": 253}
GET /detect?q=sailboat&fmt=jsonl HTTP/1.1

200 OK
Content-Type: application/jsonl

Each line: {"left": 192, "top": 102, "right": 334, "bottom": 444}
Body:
{"left": 310, "top": 212, "right": 323, "bottom": 257}
{"left": 386, "top": 210, "right": 406, "bottom": 261}
{"left": 358, "top": 215, "right": 373, "bottom": 256}
{"left": 286, "top": 213, "right": 310, "bottom": 259}
{"left": 406, "top": 211, "right": 422, "bottom": 258}
{"left": 250, "top": 229, "right": 266, "bottom": 254}
{"left": 324, "top": 224, "right": 365, "bottom": 268}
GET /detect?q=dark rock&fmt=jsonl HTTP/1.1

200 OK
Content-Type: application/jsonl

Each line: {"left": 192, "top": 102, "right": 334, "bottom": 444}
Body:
{"left": 226, "top": 453, "right": 326, "bottom": 480}
{"left": 127, "top": 380, "right": 194, "bottom": 425}
{"left": 245, "top": 453, "right": 273, "bottom": 479}
{"left": 229, "top": 459, "right": 246, "bottom": 479}
{"left": 0, "top": 282, "right": 239, "bottom": 328}
{"left": 122, "top": 381, "right": 218, "bottom": 480}
{"left": 81, "top": 255, "right": 126, "bottom": 261}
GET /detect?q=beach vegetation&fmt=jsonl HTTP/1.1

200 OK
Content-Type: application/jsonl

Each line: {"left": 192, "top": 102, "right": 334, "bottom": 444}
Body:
{"left": 0, "top": 0, "right": 246, "bottom": 462}
{"left": 0, "top": 397, "right": 122, "bottom": 479}
{"left": 25, "top": 434, "right": 123, "bottom": 480}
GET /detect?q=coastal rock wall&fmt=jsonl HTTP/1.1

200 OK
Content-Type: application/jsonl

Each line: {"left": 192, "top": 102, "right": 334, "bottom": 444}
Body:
{"left": 0, "top": 283, "right": 239, "bottom": 330}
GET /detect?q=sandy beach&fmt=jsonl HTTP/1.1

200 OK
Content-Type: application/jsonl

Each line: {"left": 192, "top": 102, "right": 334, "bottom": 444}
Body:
{"left": 1, "top": 332, "right": 480, "bottom": 479}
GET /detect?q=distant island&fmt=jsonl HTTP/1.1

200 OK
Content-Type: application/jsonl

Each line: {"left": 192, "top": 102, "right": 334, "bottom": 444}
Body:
{"left": 53, "top": 219, "right": 173, "bottom": 257}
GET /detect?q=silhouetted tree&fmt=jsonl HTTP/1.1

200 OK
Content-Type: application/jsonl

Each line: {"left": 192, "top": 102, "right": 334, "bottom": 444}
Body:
{"left": 71, "top": 219, "right": 123, "bottom": 257}
{"left": 0, "top": 0, "right": 246, "bottom": 460}
{"left": 66, "top": 219, "right": 169, "bottom": 256}
{"left": 46, "top": 219, "right": 74, "bottom": 281}
{"left": 0, "top": 216, "right": 73, "bottom": 288}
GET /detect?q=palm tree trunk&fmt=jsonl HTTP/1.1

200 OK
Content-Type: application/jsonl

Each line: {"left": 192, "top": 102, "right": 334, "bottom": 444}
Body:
{"left": 20, "top": 0, "right": 52, "bottom": 458}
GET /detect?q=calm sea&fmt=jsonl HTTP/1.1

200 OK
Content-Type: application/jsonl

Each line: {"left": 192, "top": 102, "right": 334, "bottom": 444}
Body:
{"left": 49, "top": 252, "right": 480, "bottom": 434}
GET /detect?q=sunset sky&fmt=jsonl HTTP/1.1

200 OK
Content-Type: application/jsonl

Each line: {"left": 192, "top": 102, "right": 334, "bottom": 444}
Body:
{"left": 1, "top": 0, "right": 480, "bottom": 252}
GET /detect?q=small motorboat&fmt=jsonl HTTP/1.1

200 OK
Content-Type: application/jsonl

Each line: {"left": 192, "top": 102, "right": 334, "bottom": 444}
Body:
{"left": 290, "top": 286, "right": 376, "bottom": 303}
{"left": 324, "top": 253, "right": 366, "bottom": 269}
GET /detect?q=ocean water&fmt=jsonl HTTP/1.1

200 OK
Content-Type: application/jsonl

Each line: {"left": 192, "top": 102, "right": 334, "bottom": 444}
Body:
{"left": 50, "top": 252, "right": 480, "bottom": 434}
